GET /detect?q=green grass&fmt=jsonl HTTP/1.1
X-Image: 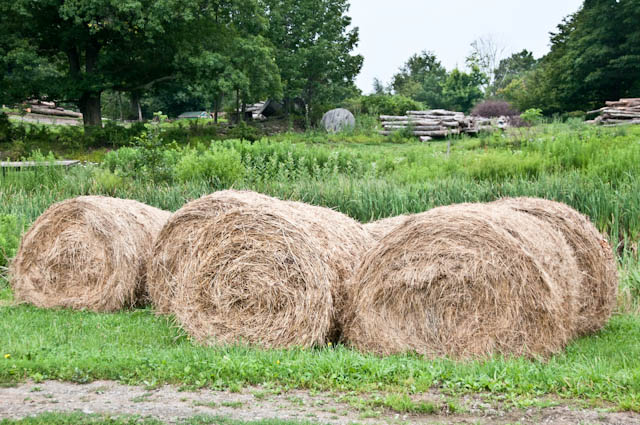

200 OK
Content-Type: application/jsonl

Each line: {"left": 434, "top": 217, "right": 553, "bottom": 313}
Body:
{"left": 1, "top": 121, "right": 639, "bottom": 411}
{"left": 0, "top": 413, "right": 319, "bottom": 425}
{"left": 0, "top": 294, "right": 639, "bottom": 410}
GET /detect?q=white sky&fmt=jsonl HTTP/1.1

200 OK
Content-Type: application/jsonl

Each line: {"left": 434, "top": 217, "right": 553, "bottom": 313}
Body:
{"left": 349, "top": 0, "right": 584, "bottom": 93}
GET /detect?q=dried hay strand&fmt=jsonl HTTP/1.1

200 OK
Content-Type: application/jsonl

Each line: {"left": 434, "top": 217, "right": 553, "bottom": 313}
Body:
{"left": 364, "top": 215, "right": 411, "bottom": 241}
{"left": 10, "top": 196, "right": 171, "bottom": 312}
{"left": 343, "top": 203, "right": 581, "bottom": 359}
{"left": 492, "top": 197, "right": 618, "bottom": 335}
{"left": 148, "top": 190, "right": 371, "bottom": 346}
{"left": 147, "top": 190, "right": 276, "bottom": 314}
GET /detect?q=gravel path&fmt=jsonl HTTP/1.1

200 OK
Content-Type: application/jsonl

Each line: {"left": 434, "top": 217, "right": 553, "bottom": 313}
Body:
{"left": 0, "top": 380, "right": 637, "bottom": 424}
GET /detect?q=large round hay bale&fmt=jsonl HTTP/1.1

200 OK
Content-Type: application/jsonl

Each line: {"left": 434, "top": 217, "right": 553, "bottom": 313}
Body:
{"left": 148, "top": 190, "right": 372, "bottom": 346}
{"left": 493, "top": 197, "right": 618, "bottom": 335}
{"left": 10, "top": 196, "right": 171, "bottom": 312}
{"left": 147, "top": 190, "right": 275, "bottom": 314}
{"left": 343, "top": 203, "right": 581, "bottom": 359}
{"left": 364, "top": 215, "right": 411, "bottom": 241}
{"left": 321, "top": 108, "right": 356, "bottom": 133}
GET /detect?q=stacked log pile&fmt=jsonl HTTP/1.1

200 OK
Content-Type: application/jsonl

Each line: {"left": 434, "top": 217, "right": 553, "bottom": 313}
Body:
{"left": 379, "top": 110, "right": 479, "bottom": 141}
{"left": 25, "top": 100, "right": 83, "bottom": 119}
{"left": 587, "top": 98, "right": 640, "bottom": 126}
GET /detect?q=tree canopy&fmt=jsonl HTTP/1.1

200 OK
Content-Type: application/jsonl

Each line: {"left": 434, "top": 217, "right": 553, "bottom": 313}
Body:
{"left": 389, "top": 51, "right": 486, "bottom": 113}
{"left": 264, "top": 0, "right": 363, "bottom": 121}
{"left": 0, "top": 0, "right": 358, "bottom": 126}
{"left": 502, "top": 0, "right": 640, "bottom": 114}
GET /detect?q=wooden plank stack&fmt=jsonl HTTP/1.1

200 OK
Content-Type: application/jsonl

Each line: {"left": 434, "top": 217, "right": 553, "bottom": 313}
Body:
{"left": 587, "top": 98, "right": 640, "bottom": 126}
{"left": 379, "top": 110, "right": 479, "bottom": 141}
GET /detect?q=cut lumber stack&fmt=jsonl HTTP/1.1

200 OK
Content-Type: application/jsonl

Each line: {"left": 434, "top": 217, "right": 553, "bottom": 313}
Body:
{"left": 379, "top": 110, "right": 479, "bottom": 141}
{"left": 25, "top": 100, "right": 83, "bottom": 119}
{"left": 587, "top": 98, "right": 640, "bottom": 126}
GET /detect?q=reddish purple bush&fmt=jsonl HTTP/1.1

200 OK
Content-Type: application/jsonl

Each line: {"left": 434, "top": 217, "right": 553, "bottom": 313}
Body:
{"left": 471, "top": 101, "right": 519, "bottom": 118}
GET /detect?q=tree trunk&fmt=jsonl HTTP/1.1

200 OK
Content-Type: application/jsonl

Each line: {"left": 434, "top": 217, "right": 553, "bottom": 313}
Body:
{"left": 81, "top": 42, "right": 103, "bottom": 127}
{"left": 79, "top": 92, "right": 102, "bottom": 127}
{"left": 130, "top": 92, "right": 143, "bottom": 121}
{"left": 236, "top": 88, "right": 241, "bottom": 123}
{"left": 117, "top": 92, "right": 123, "bottom": 121}
{"left": 214, "top": 95, "right": 219, "bottom": 123}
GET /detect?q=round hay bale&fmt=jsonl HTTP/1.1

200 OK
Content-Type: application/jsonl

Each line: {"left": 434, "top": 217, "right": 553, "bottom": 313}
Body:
{"left": 343, "top": 203, "right": 581, "bottom": 359}
{"left": 492, "top": 197, "right": 618, "bottom": 335}
{"left": 321, "top": 108, "right": 356, "bottom": 133}
{"left": 10, "top": 196, "right": 171, "bottom": 312}
{"left": 364, "top": 215, "right": 412, "bottom": 241}
{"left": 168, "top": 207, "right": 333, "bottom": 348}
{"left": 147, "top": 190, "right": 275, "bottom": 314}
{"left": 148, "top": 190, "right": 372, "bottom": 346}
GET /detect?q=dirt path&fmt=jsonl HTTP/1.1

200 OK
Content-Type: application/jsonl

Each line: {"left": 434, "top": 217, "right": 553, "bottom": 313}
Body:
{"left": 0, "top": 380, "right": 637, "bottom": 424}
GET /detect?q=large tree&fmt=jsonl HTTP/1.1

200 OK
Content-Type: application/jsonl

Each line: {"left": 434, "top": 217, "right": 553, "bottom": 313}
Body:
{"left": 466, "top": 34, "right": 506, "bottom": 96}
{"left": 503, "top": 0, "right": 640, "bottom": 114}
{"left": 1, "top": 0, "right": 268, "bottom": 126}
{"left": 264, "top": 0, "right": 363, "bottom": 121}
{"left": 390, "top": 51, "right": 486, "bottom": 112}
{"left": 391, "top": 51, "right": 448, "bottom": 108}
{"left": 441, "top": 66, "right": 487, "bottom": 113}
{"left": 492, "top": 49, "right": 538, "bottom": 94}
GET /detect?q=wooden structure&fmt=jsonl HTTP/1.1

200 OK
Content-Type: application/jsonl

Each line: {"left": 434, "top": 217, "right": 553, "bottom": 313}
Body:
{"left": 379, "top": 110, "right": 482, "bottom": 141}
{"left": 587, "top": 98, "right": 640, "bottom": 126}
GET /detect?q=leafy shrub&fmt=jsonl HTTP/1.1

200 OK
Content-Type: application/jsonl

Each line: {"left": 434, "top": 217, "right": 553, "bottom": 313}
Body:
{"left": 103, "top": 147, "right": 144, "bottom": 177}
{"left": 174, "top": 145, "right": 245, "bottom": 186}
{"left": 520, "top": 108, "right": 544, "bottom": 125}
{"left": 227, "top": 122, "right": 262, "bottom": 142}
{"left": 0, "top": 214, "right": 20, "bottom": 269}
{"left": 162, "top": 120, "right": 219, "bottom": 144}
{"left": 471, "top": 100, "right": 519, "bottom": 118}
{"left": 85, "top": 121, "right": 145, "bottom": 148}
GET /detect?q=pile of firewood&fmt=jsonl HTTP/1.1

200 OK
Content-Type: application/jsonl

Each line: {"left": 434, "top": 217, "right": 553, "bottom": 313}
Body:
{"left": 587, "top": 98, "right": 640, "bottom": 126}
{"left": 24, "top": 100, "right": 82, "bottom": 119}
{"left": 379, "top": 110, "right": 480, "bottom": 141}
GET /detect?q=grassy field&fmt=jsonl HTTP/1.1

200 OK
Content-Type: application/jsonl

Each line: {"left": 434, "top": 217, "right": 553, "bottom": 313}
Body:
{"left": 1, "top": 122, "right": 639, "bottom": 413}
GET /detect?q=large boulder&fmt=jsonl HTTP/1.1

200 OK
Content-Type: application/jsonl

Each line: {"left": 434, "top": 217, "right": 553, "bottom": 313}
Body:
{"left": 321, "top": 108, "right": 356, "bottom": 133}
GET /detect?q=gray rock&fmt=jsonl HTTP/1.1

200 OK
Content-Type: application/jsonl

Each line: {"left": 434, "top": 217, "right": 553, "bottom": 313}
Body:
{"left": 321, "top": 108, "right": 355, "bottom": 133}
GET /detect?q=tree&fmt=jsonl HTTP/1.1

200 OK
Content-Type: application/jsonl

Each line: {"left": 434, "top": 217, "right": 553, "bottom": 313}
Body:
{"left": 441, "top": 66, "right": 487, "bottom": 113}
{"left": 466, "top": 34, "right": 506, "bottom": 96}
{"left": 493, "top": 50, "right": 538, "bottom": 93}
{"left": 372, "top": 78, "right": 389, "bottom": 95}
{"left": 264, "top": 0, "right": 363, "bottom": 122}
{"left": 0, "top": 2, "right": 61, "bottom": 106}
{"left": 391, "top": 51, "right": 448, "bottom": 108}
{"left": 1, "top": 0, "right": 268, "bottom": 127}
{"left": 390, "top": 51, "right": 486, "bottom": 112}
{"left": 506, "top": 0, "right": 640, "bottom": 114}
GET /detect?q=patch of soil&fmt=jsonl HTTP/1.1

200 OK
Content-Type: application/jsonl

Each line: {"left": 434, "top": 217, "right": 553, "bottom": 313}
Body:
{"left": 0, "top": 381, "right": 637, "bottom": 425}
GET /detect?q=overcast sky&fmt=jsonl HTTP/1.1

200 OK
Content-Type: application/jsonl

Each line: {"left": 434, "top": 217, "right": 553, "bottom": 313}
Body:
{"left": 349, "top": 0, "right": 584, "bottom": 93}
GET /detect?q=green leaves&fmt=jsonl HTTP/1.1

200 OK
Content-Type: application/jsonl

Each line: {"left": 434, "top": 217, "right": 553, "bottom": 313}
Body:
{"left": 502, "top": 0, "right": 640, "bottom": 114}
{"left": 264, "top": 0, "right": 363, "bottom": 119}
